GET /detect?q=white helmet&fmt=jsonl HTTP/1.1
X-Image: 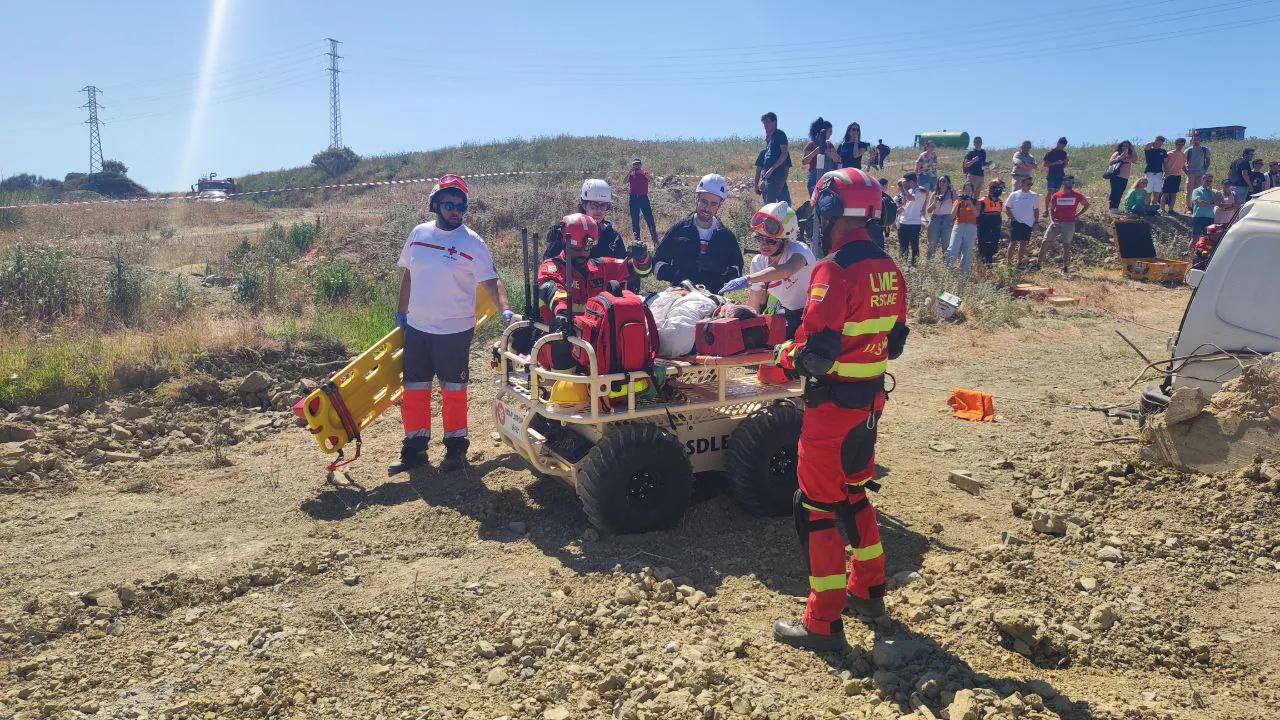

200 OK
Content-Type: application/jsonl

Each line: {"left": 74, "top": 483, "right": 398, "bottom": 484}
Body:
{"left": 580, "top": 178, "right": 613, "bottom": 204}
{"left": 751, "top": 201, "right": 798, "bottom": 240}
{"left": 695, "top": 173, "right": 728, "bottom": 199}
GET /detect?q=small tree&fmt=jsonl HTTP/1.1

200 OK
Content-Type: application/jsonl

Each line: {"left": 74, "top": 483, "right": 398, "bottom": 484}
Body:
{"left": 101, "top": 160, "right": 129, "bottom": 176}
{"left": 311, "top": 147, "right": 360, "bottom": 178}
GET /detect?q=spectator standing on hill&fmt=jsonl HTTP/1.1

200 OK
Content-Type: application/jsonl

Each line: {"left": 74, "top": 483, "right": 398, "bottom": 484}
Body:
{"left": 837, "top": 122, "right": 870, "bottom": 169}
{"left": 896, "top": 173, "right": 927, "bottom": 266}
{"left": 756, "top": 112, "right": 792, "bottom": 204}
{"left": 916, "top": 141, "right": 939, "bottom": 192}
{"left": 1228, "top": 147, "right": 1254, "bottom": 203}
{"left": 803, "top": 118, "right": 839, "bottom": 194}
{"left": 1124, "top": 177, "right": 1157, "bottom": 215}
{"left": 1160, "top": 138, "right": 1188, "bottom": 214}
{"left": 866, "top": 177, "right": 895, "bottom": 249}
{"left": 1214, "top": 179, "right": 1239, "bottom": 225}
{"left": 653, "top": 174, "right": 743, "bottom": 294}
{"left": 873, "top": 139, "right": 890, "bottom": 170}
{"left": 977, "top": 179, "right": 1006, "bottom": 267}
{"left": 925, "top": 175, "right": 957, "bottom": 262}
{"left": 1189, "top": 173, "right": 1216, "bottom": 245}
{"left": 1011, "top": 140, "right": 1037, "bottom": 186}
{"left": 627, "top": 157, "right": 659, "bottom": 244}
{"left": 963, "top": 137, "right": 987, "bottom": 202}
{"left": 1106, "top": 140, "right": 1137, "bottom": 215}
{"left": 945, "top": 183, "right": 980, "bottom": 274}
{"left": 1184, "top": 134, "right": 1211, "bottom": 212}
{"left": 1039, "top": 175, "right": 1089, "bottom": 275}
{"left": 1042, "top": 137, "right": 1069, "bottom": 214}
{"left": 1004, "top": 177, "right": 1040, "bottom": 268}
{"left": 1142, "top": 136, "right": 1168, "bottom": 211}
{"left": 1249, "top": 158, "right": 1268, "bottom": 196}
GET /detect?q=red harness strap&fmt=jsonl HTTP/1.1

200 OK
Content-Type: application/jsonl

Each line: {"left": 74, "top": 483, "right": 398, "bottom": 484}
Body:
{"left": 321, "top": 380, "right": 363, "bottom": 472}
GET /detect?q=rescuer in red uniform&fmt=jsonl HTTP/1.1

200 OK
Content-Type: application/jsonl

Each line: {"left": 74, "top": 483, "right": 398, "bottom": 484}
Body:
{"left": 536, "top": 212, "right": 652, "bottom": 367}
{"left": 772, "top": 167, "right": 910, "bottom": 651}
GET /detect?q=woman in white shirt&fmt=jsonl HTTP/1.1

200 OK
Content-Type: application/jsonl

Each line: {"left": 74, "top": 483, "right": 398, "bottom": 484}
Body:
{"left": 925, "top": 175, "right": 957, "bottom": 262}
{"left": 718, "top": 201, "right": 814, "bottom": 339}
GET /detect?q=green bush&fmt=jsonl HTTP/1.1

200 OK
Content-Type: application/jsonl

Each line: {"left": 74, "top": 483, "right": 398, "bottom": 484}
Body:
{"left": 0, "top": 208, "right": 23, "bottom": 231}
{"left": 311, "top": 147, "right": 360, "bottom": 178}
{"left": 234, "top": 270, "right": 266, "bottom": 309}
{"left": 286, "top": 219, "right": 320, "bottom": 254}
{"left": 162, "top": 276, "right": 197, "bottom": 315}
{"left": 311, "top": 260, "right": 354, "bottom": 303}
{"left": 106, "top": 255, "right": 144, "bottom": 324}
{"left": 0, "top": 244, "right": 78, "bottom": 322}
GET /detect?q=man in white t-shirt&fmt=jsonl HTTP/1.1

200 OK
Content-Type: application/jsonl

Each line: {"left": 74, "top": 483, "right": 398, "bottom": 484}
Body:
{"left": 392, "top": 174, "right": 511, "bottom": 474}
{"left": 1002, "top": 177, "right": 1040, "bottom": 269}
{"left": 719, "top": 201, "right": 815, "bottom": 340}
{"left": 894, "top": 174, "right": 927, "bottom": 266}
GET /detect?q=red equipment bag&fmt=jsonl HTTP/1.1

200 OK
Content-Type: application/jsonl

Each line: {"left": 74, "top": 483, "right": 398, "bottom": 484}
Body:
{"left": 695, "top": 314, "right": 786, "bottom": 356}
{"left": 573, "top": 291, "right": 659, "bottom": 373}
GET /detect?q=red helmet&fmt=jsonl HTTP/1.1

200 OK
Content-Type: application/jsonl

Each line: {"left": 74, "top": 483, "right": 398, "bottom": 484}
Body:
{"left": 811, "top": 168, "right": 881, "bottom": 221}
{"left": 429, "top": 173, "right": 469, "bottom": 211}
{"left": 560, "top": 212, "right": 598, "bottom": 252}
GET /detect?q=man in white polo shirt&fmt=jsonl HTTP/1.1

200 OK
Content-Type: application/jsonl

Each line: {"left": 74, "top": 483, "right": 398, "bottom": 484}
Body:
{"left": 1002, "top": 176, "right": 1040, "bottom": 269}
{"left": 392, "top": 173, "right": 511, "bottom": 474}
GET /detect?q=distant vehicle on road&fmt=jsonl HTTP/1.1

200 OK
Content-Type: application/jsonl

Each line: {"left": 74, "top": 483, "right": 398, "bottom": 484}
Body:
{"left": 191, "top": 172, "right": 236, "bottom": 201}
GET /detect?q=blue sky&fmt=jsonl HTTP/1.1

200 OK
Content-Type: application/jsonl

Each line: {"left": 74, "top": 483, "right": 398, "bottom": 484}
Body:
{"left": 3, "top": 0, "right": 1278, "bottom": 192}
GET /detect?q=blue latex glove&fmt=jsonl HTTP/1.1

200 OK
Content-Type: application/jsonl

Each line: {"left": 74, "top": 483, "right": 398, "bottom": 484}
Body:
{"left": 720, "top": 275, "right": 751, "bottom": 294}
{"left": 395, "top": 311, "right": 408, "bottom": 329}
{"left": 501, "top": 309, "right": 515, "bottom": 324}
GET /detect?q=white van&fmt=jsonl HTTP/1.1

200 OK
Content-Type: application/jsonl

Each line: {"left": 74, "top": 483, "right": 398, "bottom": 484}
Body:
{"left": 1143, "top": 187, "right": 1280, "bottom": 410}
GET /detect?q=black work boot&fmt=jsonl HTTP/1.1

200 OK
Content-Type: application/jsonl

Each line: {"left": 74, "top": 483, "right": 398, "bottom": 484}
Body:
{"left": 388, "top": 436, "right": 429, "bottom": 476}
{"left": 773, "top": 619, "right": 845, "bottom": 651}
{"left": 844, "top": 593, "right": 886, "bottom": 622}
{"left": 440, "top": 437, "right": 470, "bottom": 472}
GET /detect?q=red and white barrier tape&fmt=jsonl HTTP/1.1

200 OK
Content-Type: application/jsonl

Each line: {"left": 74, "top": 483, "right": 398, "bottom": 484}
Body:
{"left": 0, "top": 169, "right": 592, "bottom": 210}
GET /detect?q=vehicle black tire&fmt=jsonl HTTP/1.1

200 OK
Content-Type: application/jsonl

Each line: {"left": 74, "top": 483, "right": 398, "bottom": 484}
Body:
{"left": 726, "top": 402, "right": 803, "bottom": 516}
{"left": 576, "top": 424, "right": 693, "bottom": 535}
{"left": 1138, "top": 384, "right": 1170, "bottom": 428}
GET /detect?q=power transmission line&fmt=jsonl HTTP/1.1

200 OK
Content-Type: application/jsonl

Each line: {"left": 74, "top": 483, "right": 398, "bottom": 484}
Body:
{"left": 326, "top": 38, "right": 343, "bottom": 149}
{"left": 80, "top": 86, "right": 104, "bottom": 175}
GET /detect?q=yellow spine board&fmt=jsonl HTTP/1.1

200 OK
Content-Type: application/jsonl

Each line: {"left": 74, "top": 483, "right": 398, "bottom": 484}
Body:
{"left": 301, "top": 327, "right": 404, "bottom": 454}
{"left": 299, "top": 284, "right": 495, "bottom": 457}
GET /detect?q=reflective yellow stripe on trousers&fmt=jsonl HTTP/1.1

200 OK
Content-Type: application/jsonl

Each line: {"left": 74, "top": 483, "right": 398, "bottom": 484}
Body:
{"left": 851, "top": 542, "right": 884, "bottom": 562}
{"left": 809, "top": 574, "right": 847, "bottom": 592}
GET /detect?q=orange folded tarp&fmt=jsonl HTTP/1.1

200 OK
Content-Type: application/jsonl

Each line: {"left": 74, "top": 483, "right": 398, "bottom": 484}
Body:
{"left": 947, "top": 388, "right": 995, "bottom": 421}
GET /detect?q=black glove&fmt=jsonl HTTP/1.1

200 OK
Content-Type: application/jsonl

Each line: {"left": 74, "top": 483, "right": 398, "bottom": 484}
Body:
{"left": 549, "top": 311, "right": 573, "bottom": 335}
{"left": 629, "top": 242, "right": 648, "bottom": 262}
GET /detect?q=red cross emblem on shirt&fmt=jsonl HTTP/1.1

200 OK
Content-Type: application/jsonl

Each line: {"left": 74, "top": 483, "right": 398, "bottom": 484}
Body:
{"left": 447, "top": 246, "right": 458, "bottom": 256}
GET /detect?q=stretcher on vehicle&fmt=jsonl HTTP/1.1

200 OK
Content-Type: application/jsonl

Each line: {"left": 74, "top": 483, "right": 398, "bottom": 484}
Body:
{"left": 492, "top": 318, "right": 805, "bottom": 535}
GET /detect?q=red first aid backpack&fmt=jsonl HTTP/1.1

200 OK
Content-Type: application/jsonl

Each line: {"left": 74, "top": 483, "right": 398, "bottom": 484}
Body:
{"left": 573, "top": 291, "right": 659, "bottom": 373}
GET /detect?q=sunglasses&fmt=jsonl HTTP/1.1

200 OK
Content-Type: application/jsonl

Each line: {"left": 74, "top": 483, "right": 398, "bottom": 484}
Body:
{"left": 754, "top": 234, "right": 781, "bottom": 246}
{"left": 440, "top": 200, "right": 467, "bottom": 212}
{"left": 751, "top": 215, "right": 784, "bottom": 237}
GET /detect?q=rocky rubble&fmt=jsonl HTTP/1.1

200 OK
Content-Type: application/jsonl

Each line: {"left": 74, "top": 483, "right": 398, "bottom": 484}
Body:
{"left": 0, "top": 344, "right": 349, "bottom": 491}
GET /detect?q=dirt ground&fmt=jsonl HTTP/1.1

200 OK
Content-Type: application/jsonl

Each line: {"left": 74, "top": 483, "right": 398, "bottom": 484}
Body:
{"left": 2, "top": 268, "right": 1279, "bottom": 720}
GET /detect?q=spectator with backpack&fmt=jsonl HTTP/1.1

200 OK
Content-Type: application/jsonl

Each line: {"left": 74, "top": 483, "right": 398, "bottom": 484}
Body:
{"left": 653, "top": 173, "right": 744, "bottom": 294}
